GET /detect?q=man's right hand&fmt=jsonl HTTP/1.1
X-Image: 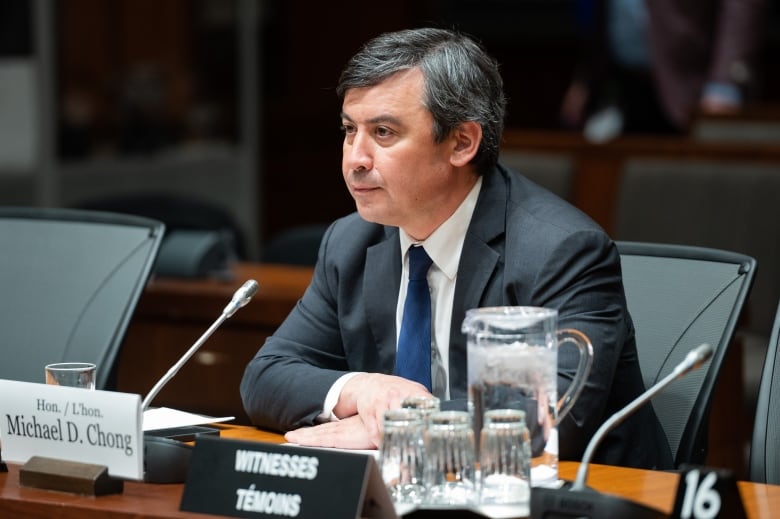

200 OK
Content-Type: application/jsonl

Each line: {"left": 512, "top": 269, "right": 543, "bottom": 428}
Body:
{"left": 334, "top": 373, "right": 432, "bottom": 447}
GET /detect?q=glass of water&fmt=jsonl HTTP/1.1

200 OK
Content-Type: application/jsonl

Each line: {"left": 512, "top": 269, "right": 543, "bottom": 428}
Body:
{"left": 379, "top": 408, "right": 426, "bottom": 506}
{"left": 400, "top": 395, "right": 440, "bottom": 422}
{"left": 479, "top": 409, "right": 532, "bottom": 513}
{"left": 423, "top": 410, "right": 477, "bottom": 507}
{"left": 44, "top": 362, "right": 97, "bottom": 390}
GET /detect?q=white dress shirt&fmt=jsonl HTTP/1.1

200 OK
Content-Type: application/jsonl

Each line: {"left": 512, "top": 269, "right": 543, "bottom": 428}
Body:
{"left": 320, "top": 177, "right": 482, "bottom": 420}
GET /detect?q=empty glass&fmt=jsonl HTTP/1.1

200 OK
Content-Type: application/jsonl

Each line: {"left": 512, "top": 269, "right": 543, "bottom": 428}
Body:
{"left": 423, "top": 410, "right": 477, "bottom": 507}
{"left": 479, "top": 409, "right": 532, "bottom": 513}
{"left": 44, "top": 362, "right": 96, "bottom": 390}
{"left": 400, "top": 395, "right": 440, "bottom": 422}
{"left": 379, "top": 408, "right": 426, "bottom": 505}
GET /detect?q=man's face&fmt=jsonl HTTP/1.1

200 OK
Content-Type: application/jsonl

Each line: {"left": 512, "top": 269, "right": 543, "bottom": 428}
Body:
{"left": 340, "top": 68, "right": 463, "bottom": 240}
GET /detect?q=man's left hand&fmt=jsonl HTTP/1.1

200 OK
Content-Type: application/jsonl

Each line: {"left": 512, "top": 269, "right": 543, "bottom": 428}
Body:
{"left": 284, "top": 415, "right": 375, "bottom": 450}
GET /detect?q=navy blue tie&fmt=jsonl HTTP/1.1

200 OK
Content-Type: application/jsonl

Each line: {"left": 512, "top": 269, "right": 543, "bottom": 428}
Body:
{"left": 395, "top": 246, "right": 433, "bottom": 391}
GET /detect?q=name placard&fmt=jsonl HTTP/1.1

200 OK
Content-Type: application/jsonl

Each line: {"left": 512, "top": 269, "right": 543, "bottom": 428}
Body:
{"left": 180, "top": 436, "right": 398, "bottom": 519}
{"left": 0, "top": 379, "right": 143, "bottom": 480}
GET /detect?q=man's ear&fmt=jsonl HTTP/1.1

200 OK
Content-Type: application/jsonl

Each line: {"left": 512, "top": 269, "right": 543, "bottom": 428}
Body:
{"left": 450, "top": 121, "right": 482, "bottom": 167}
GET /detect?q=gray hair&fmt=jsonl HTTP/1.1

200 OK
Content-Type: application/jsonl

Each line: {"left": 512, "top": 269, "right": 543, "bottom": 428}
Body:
{"left": 337, "top": 28, "right": 507, "bottom": 176}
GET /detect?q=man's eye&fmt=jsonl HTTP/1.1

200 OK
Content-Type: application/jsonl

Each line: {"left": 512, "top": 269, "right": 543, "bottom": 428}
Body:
{"left": 375, "top": 126, "right": 392, "bottom": 137}
{"left": 340, "top": 124, "right": 355, "bottom": 135}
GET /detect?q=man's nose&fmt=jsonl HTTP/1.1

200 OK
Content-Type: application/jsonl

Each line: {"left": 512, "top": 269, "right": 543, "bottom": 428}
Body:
{"left": 344, "top": 132, "right": 373, "bottom": 172}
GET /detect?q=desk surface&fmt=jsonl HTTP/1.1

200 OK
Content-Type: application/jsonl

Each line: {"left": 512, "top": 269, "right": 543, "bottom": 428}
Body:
{"left": 2, "top": 425, "right": 779, "bottom": 518}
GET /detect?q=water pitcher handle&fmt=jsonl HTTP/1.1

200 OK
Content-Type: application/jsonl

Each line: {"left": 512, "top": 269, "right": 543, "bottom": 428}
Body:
{"left": 554, "top": 328, "right": 594, "bottom": 425}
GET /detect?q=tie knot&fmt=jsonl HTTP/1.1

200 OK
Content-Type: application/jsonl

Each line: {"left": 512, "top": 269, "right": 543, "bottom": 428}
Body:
{"left": 408, "top": 246, "right": 433, "bottom": 281}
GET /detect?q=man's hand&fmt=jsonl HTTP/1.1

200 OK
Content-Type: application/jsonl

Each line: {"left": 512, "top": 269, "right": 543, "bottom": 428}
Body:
{"left": 286, "top": 373, "right": 431, "bottom": 449}
{"left": 285, "top": 415, "right": 374, "bottom": 449}
{"left": 336, "top": 373, "right": 431, "bottom": 447}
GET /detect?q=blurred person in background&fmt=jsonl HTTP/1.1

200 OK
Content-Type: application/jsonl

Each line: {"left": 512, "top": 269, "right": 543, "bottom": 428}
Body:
{"left": 560, "top": 0, "right": 767, "bottom": 142}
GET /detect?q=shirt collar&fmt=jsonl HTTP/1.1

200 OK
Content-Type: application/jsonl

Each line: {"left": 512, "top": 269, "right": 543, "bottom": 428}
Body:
{"left": 399, "top": 176, "right": 483, "bottom": 280}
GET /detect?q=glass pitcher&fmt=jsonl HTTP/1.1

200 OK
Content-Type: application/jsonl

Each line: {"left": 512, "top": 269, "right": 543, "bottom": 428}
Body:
{"left": 463, "top": 306, "right": 593, "bottom": 488}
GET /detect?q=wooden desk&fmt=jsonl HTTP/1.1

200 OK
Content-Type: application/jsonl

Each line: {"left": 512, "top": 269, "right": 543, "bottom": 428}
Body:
{"left": 116, "top": 263, "right": 314, "bottom": 424}
{"left": 0, "top": 426, "right": 280, "bottom": 519}
{"left": 2, "top": 425, "right": 779, "bottom": 518}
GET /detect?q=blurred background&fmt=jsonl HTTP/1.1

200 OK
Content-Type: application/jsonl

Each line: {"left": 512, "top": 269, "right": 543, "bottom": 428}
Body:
{"left": 3, "top": 0, "right": 777, "bottom": 257}
{"left": 1, "top": 0, "right": 779, "bottom": 478}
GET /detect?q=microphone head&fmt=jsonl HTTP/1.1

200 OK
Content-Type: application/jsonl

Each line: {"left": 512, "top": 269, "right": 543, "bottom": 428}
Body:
{"left": 238, "top": 279, "right": 259, "bottom": 303}
{"left": 223, "top": 279, "right": 260, "bottom": 317}
{"left": 685, "top": 343, "right": 713, "bottom": 371}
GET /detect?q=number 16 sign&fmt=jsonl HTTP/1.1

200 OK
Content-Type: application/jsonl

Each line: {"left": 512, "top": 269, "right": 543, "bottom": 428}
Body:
{"left": 671, "top": 465, "right": 747, "bottom": 519}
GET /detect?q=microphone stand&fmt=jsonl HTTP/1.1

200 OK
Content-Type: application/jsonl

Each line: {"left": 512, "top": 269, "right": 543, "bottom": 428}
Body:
{"left": 142, "top": 315, "right": 228, "bottom": 411}
{"left": 530, "top": 344, "right": 713, "bottom": 519}
{"left": 141, "top": 279, "right": 259, "bottom": 411}
{"left": 141, "top": 279, "right": 258, "bottom": 483}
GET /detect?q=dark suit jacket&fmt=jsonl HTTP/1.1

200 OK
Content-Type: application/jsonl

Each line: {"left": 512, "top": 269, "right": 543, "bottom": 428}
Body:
{"left": 241, "top": 165, "right": 673, "bottom": 470}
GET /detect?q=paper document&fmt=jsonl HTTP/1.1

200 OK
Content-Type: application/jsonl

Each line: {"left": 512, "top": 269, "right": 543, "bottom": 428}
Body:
{"left": 143, "top": 407, "right": 234, "bottom": 431}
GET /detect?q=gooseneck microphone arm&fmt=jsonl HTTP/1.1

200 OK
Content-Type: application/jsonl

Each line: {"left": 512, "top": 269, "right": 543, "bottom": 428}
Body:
{"left": 572, "top": 343, "right": 714, "bottom": 490}
{"left": 141, "top": 279, "right": 259, "bottom": 411}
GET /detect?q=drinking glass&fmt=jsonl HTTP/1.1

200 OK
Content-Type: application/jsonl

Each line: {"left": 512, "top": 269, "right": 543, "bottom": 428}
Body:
{"left": 379, "top": 408, "right": 426, "bottom": 506}
{"left": 479, "top": 409, "right": 532, "bottom": 513}
{"left": 44, "top": 362, "right": 96, "bottom": 390}
{"left": 400, "top": 395, "right": 440, "bottom": 422}
{"left": 423, "top": 410, "right": 477, "bottom": 507}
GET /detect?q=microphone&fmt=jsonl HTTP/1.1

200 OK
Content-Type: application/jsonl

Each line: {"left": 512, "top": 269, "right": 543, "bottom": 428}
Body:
{"left": 530, "top": 343, "right": 714, "bottom": 519}
{"left": 141, "top": 279, "right": 259, "bottom": 411}
{"left": 222, "top": 278, "right": 260, "bottom": 318}
{"left": 141, "top": 279, "right": 259, "bottom": 484}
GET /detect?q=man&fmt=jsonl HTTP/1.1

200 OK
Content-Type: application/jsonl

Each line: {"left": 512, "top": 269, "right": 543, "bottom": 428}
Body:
{"left": 241, "top": 28, "right": 672, "bottom": 469}
{"left": 560, "top": 0, "right": 766, "bottom": 139}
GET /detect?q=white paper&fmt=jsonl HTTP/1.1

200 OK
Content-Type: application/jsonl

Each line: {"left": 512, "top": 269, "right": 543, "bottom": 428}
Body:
{"left": 142, "top": 406, "right": 234, "bottom": 431}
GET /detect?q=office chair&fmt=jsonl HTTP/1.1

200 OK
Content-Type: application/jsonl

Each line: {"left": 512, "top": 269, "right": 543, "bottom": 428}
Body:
{"left": 616, "top": 241, "right": 756, "bottom": 468}
{"left": 261, "top": 223, "right": 329, "bottom": 266}
{"left": 614, "top": 159, "right": 780, "bottom": 402}
{"left": 78, "top": 193, "right": 245, "bottom": 255}
{"left": 749, "top": 300, "right": 780, "bottom": 484}
{"left": 77, "top": 193, "right": 245, "bottom": 278}
{"left": 0, "top": 206, "right": 165, "bottom": 390}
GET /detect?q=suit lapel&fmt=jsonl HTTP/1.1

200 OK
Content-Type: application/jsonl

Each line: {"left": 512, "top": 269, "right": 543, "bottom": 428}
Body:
{"left": 448, "top": 167, "right": 509, "bottom": 397}
{"left": 364, "top": 228, "right": 401, "bottom": 372}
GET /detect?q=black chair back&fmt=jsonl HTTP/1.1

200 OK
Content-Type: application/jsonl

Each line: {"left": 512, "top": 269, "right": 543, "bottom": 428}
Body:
{"left": 750, "top": 301, "right": 780, "bottom": 484}
{"left": 0, "top": 206, "right": 165, "bottom": 389}
{"left": 617, "top": 241, "right": 756, "bottom": 467}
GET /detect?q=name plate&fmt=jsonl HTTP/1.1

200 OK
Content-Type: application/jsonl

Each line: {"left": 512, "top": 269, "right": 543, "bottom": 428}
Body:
{"left": 0, "top": 379, "right": 143, "bottom": 480}
{"left": 180, "top": 436, "right": 398, "bottom": 519}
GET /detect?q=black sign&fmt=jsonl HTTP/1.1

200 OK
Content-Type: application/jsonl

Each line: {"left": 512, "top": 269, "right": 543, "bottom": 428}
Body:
{"left": 180, "top": 436, "right": 397, "bottom": 519}
{"left": 671, "top": 464, "right": 747, "bottom": 519}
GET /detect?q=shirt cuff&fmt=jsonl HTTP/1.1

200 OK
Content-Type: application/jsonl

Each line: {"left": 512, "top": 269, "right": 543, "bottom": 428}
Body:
{"left": 317, "top": 371, "right": 364, "bottom": 422}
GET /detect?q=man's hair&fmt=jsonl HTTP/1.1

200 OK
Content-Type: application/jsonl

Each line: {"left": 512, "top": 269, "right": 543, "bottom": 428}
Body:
{"left": 337, "top": 28, "right": 507, "bottom": 176}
